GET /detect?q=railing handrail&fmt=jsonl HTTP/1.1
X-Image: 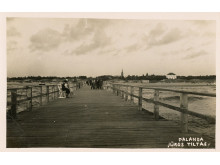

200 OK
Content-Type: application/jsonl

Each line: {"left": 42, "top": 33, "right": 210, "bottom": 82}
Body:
{"left": 7, "top": 84, "right": 57, "bottom": 90}
{"left": 104, "top": 83, "right": 216, "bottom": 133}
{"left": 7, "top": 90, "right": 59, "bottom": 105}
{"left": 111, "top": 83, "right": 216, "bottom": 97}
{"left": 7, "top": 82, "right": 79, "bottom": 91}
{"left": 7, "top": 81, "right": 82, "bottom": 118}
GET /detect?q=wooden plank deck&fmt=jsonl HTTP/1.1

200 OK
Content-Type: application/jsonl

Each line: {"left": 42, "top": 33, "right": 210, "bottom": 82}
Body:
{"left": 7, "top": 86, "right": 215, "bottom": 148}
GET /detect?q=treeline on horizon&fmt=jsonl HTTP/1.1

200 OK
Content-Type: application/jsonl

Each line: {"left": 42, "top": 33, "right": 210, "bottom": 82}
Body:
{"left": 7, "top": 75, "right": 216, "bottom": 81}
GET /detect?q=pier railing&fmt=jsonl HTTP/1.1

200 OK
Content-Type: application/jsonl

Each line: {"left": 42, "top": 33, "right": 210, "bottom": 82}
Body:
{"left": 104, "top": 83, "right": 216, "bottom": 133}
{"left": 7, "top": 82, "right": 81, "bottom": 119}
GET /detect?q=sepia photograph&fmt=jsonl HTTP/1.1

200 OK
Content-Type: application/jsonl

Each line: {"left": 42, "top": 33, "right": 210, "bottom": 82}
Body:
{"left": 2, "top": 13, "right": 218, "bottom": 150}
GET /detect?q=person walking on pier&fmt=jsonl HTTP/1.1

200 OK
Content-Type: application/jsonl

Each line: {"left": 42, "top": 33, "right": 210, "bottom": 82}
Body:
{"left": 62, "top": 79, "right": 70, "bottom": 98}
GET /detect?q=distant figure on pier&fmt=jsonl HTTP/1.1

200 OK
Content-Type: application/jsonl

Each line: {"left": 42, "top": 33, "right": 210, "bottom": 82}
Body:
{"left": 62, "top": 79, "right": 70, "bottom": 98}
{"left": 97, "top": 79, "right": 103, "bottom": 89}
{"left": 91, "top": 79, "right": 95, "bottom": 89}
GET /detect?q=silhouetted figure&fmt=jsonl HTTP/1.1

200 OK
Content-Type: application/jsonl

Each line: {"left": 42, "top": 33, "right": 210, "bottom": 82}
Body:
{"left": 100, "top": 79, "right": 103, "bottom": 89}
{"left": 62, "top": 79, "right": 70, "bottom": 98}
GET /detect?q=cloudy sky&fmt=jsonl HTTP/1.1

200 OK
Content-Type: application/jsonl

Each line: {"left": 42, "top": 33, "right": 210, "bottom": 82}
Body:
{"left": 7, "top": 18, "right": 216, "bottom": 77}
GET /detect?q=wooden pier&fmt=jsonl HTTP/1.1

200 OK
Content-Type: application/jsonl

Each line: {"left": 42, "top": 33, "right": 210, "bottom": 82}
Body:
{"left": 7, "top": 84, "right": 215, "bottom": 148}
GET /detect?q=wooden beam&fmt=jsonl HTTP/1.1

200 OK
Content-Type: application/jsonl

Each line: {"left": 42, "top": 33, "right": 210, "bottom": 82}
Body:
{"left": 180, "top": 93, "right": 188, "bottom": 133}
{"left": 138, "top": 87, "right": 142, "bottom": 111}
{"left": 130, "top": 86, "right": 134, "bottom": 103}
{"left": 40, "top": 86, "right": 42, "bottom": 106}
{"left": 46, "top": 86, "right": 49, "bottom": 102}
{"left": 125, "top": 86, "right": 128, "bottom": 101}
{"left": 10, "top": 89, "right": 17, "bottom": 118}
{"left": 154, "top": 90, "right": 159, "bottom": 120}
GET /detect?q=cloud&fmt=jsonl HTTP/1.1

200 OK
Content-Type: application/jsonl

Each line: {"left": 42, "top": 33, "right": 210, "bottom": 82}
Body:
{"left": 152, "top": 28, "right": 182, "bottom": 46}
{"left": 28, "top": 19, "right": 112, "bottom": 54}
{"left": 143, "top": 23, "right": 183, "bottom": 50}
{"left": 149, "top": 23, "right": 166, "bottom": 38}
{"left": 60, "top": 19, "right": 112, "bottom": 55}
{"left": 202, "top": 31, "right": 216, "bottom": 38}
{"left": 125, "top": 43, "right": 139, "bottom": 52}
{"left": 63, "top": 20, "right": 93, "bottom": 42}
{"left": 62, "top": 19, "right": 110, "bottom": 42}
{"left": 7, "top": 27, "right": 21, "bottom": 37}
{"left": 72, "top": 29, "right": 111, "bottom": 55}
{"left": 98, "top": 48, "right": 116, "bottom": 55}
{"left": 7, "top": 40, "right": 18, "bottom": 52}
{"left": 183, "top": 50, "right": 207, "bottom": 60}
{"left": 29, "top": 28, "right": 62, "bottom": 52}
{"left": 192, "top": 20, "right": 214, "bottom": 26}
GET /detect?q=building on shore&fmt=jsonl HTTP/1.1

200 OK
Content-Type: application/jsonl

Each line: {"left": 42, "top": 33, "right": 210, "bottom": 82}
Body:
{"left": 166, "top": 73, "right": 177, "bottom": 79}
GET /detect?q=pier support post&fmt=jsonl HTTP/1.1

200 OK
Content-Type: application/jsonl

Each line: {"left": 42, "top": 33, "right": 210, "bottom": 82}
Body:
{"left": 130, "top": 86, "right": 134, "bottom": 103}
{"left": 10, "top": 90, "right": 17, "bottom": 118}
{"left": 154, "top": 90, "right": 159, "bottom": 120}
{"left": 138, "top": 87, "right": 142, "bottom": 111}
{"left": 40, "top": 86, "right": 42, "bottom": 106}
{"left": 180, "top": 93, "right": 188, "bottom": 133}
{"left": 46, "top": 86, "right": 49, "bottom": 102}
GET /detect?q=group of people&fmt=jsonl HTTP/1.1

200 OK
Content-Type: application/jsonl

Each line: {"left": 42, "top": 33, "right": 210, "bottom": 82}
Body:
{"left": 86, "top": 79, "right": 103, "bottom": 90}
{"left": 60, "top": 78, "right": 104, "bottom": 98}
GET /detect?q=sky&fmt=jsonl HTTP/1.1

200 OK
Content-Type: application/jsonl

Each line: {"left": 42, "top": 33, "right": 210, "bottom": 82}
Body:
{"left": 7, "top": 17, "right": 216, "bottom": 77}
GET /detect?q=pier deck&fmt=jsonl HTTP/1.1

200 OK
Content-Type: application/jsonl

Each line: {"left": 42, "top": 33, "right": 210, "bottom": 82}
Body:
{"left": 7, "top": 86, "right": 215, "bottom": 148}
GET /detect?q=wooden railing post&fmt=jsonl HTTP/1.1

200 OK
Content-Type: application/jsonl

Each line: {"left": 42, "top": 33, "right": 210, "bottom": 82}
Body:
{"left": 112, "top": 84, "right": 114, "bottom": 93}
{"left": 130, "top": 86, "right": 134, "bottom": 103}
{"left": 180, "top": 93, "right": 188, "bottom": 133}
{"left": 57, "top": 85, "right": 59, "bottom": 98}
{"left": 52, "top": 86, "right": 55, "bottom": 100}
{"left": 26, "top": 86, "right": 29, "bottom": 110}
{"left": 10, "top": 89, "right": 17, "bottom": 118}
{"left": 121, "top": 86, "right": 124, "bottom": 99}
{"left": 118, "top": 85, "right": 120, "bottom": 96}
{"left": 51, "top": 86, "right": 53, "bottom": 100}
{"left": 40, "top": 86, "right": 43, "bottom": 106}
{"left": 29, "top": 87, "right": 33, "bottom": 111}
{"left": 46, "top": 86, "right": 49, "bottom": 102}
{"left": 125, "top": 86, "right": 128, "bottom": 101}
{"left": 138, "top": 87, "right": 142, "bottom": 111}
{"left": 154, "top": 90, "right": 159, "bottom": 120}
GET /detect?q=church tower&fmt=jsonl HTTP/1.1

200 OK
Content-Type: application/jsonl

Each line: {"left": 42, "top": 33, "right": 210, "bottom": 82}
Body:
{"left": 121, "top": 69, "right": 124, "bottom": 78}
